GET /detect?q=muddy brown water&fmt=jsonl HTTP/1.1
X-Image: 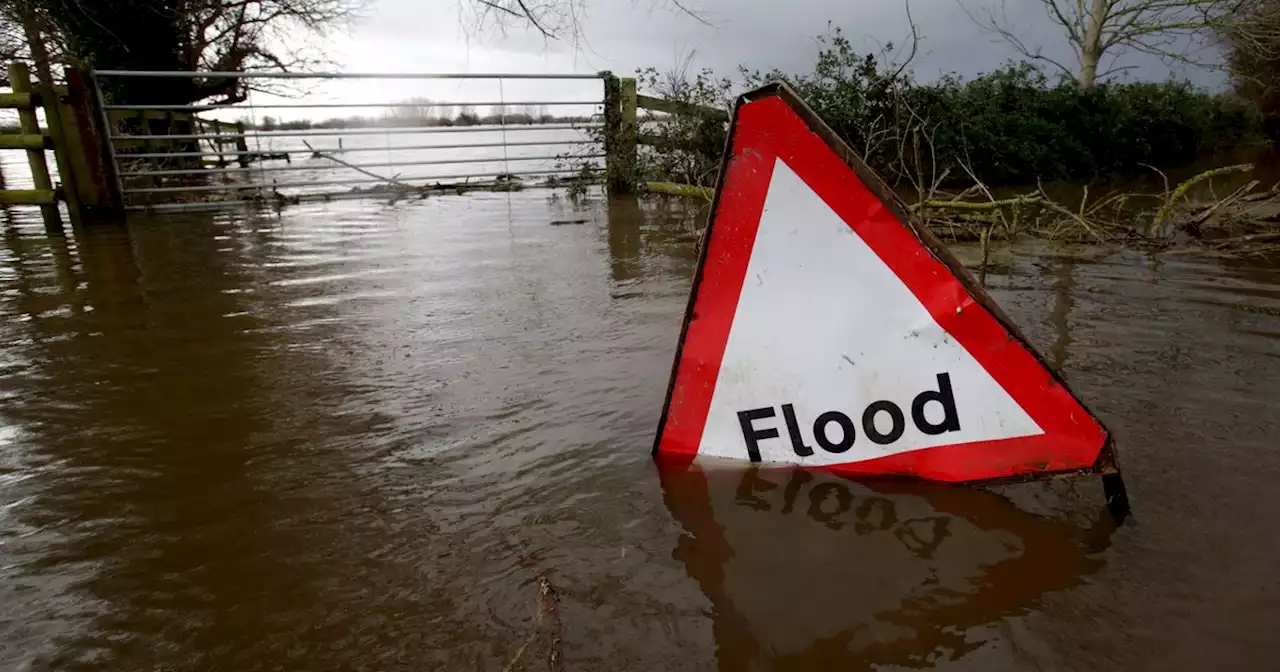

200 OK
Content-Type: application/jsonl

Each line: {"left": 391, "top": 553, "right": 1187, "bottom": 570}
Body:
{"left": 1, "top": 193, "right": 1278, "bottom": 671}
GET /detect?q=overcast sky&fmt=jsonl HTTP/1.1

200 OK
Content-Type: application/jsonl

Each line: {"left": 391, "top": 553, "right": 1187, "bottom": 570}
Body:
{"left": 348, "top": 1, "right": 1221, "bottom": 78}
{"left": 238, "top": 0, "right": 1220, "bottom": 117}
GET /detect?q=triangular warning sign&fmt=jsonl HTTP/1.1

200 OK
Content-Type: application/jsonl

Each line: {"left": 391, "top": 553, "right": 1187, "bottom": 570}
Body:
{"left": 654, "top": 84, "right": 1120, "bottom": 484}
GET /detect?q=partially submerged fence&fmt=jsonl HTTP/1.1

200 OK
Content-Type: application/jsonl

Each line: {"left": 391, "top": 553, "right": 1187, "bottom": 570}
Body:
{"left": 0, "top": 67, "right": 727, "bottom": 224}
{"left": 602, "top": 74, "right": 728, "bottom": 197}
{"left": 0, "top": 62, "right": 86, "bottom": 230}
{"left": 91, "top": 71, "right": 609, "bottom": 213}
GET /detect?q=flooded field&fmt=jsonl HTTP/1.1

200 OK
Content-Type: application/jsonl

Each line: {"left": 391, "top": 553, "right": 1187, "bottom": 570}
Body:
{"left": 1, "top": 192, "right": 1279, "bottom": 670}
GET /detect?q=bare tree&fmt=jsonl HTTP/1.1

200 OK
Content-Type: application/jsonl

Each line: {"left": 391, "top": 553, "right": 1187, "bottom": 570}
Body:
{"left": 1223, "top": 0, "right": 1280, "bottom": 143}
{"left": 1226, "top": 0, "right": 1280, "bottom": 67}
{"left": 183, "top": 0, "right": 358, "bottom": 73}
{"left": 963, "top": 0, "right": 1244, "bottom": 88}
{"left": 389, "top": 97, "right": 434, "bottom": 121}
{"left": 0, "top": 1, "right": 66, "bottom": 81}
{"left": 465, "top": 0, "right": 707, "bottom": 42}
{"left": 0, "top": 0, "right": 360, "bottom": 103}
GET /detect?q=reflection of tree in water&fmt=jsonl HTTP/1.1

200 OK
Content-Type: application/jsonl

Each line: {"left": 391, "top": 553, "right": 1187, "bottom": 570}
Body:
{"left": 607, "top": 197, "right": 644, "bottom": 284}
{"left": 1048, "top": 256, "right": 1077, "bottom": 371}
{"left": 0, "top": 215, "right": 444, "bottom": 669}
{"left": 604, "top": 196, "right": 706, "bottom": 285}
{"left": 661, "top": 464, "right": 1114, "bottom": 671}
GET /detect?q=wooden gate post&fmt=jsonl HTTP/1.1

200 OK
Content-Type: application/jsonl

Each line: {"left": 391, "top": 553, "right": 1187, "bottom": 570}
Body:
{"left": 601, "top": 73, "right": 638, "bottom": 196}
{"left": 60, "top": 70, "right": 109, "bottom": 214}
{"left": 234, "top": 122, "right": 250, "bottom": 168}
{"left": 214, "top": 121, "right": 227, "bottom": 167}
{"left": 617, "top": 77, "right": 638, "bottom": 195}
{"left": 65, "top": 67, "right": 125, "bottom": 217}
{"left": 37, "top": 83, "right": 85, "bottom": 229}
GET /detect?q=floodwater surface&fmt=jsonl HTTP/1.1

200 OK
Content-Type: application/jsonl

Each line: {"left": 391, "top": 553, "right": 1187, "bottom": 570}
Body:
{"left": 1, "top": 193, "right": 1278, "bottom": 671}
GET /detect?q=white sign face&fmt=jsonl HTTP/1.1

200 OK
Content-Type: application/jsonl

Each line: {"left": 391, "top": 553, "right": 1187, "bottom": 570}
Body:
{"left": 697, "top": 160, "right": 1043, "bottom": 466}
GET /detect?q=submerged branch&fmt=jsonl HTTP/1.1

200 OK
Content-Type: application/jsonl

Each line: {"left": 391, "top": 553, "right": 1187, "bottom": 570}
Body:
{"left": 918, "top": 195, "right": 1042, "bottom": 210}
{"left": 301, "top": 140, "right": 414, "bottom": 188}
{"left": 1151, "top": 164, "right": 1255, "bottom": 236}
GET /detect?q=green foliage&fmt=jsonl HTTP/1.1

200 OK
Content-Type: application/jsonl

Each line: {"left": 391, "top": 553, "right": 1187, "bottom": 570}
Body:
{"left": 632, "top": 65, "right": 733, "bottom": 187}
{"left": 922, "top": 68, "right": 1252, "bottom": 184}
{"left": 741, "top": 29, "right": 917, "bottom": 178}
{"left": 735, "top": 28, "right": 1255, "bottom": 187}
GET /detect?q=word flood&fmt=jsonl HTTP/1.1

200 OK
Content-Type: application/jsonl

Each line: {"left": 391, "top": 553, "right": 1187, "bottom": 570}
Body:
{"left": 735, "top": 373, "right": 960, "bottom": 462}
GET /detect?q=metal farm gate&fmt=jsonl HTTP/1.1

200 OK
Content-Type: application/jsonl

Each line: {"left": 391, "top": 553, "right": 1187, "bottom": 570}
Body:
{"left": 90, "top": 71, "right": 610, "bottom": 213}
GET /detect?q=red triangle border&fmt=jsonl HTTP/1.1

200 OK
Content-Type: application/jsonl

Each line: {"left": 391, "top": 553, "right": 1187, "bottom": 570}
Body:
{"left": 653, "top": 85, "right": 1115, "bottom": 483}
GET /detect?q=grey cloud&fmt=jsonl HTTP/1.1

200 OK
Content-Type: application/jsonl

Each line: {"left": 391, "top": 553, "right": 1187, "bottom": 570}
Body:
{"left": 345, "top": 0, "right": 1222, "bottom": 86}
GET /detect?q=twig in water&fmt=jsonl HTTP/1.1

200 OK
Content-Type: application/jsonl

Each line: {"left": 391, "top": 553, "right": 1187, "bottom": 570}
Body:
{"left": 1140, "top": 163, "right": 1171, "bottom": 202}
{"left": 1210, "top": 231, "right": 1280, "bottom": 249}
{"left": 506, "top": 549, "right": 565, "bottom": 672}
{"left": 537, "top": 575, "right": 564, "bottom": 672}
{"left": 917, "top": 196, "right": 1041, "bottom": 211}
{"left": 1190, "top": 180, "right": 1261, "bottom": 232}
{"left": 978, "top": 226, "right": 992, "bottom": 288}
{"left": 1151, "top": 164, "right": 1254, "bottom": 237}
{"left": 302, "top": 140, "right": 415, "bottom": 190}
{"left": 502, "top": 631, "right": 540, "bottom": 672}
{"left": 1240, "top": 181, "right": 1280, "bottom": 203}
{"left": 960, "top": 158, "right": 1015, "bottom": 238}
{"left": 1038, "top": 199, "right": 1106, "bottom": 244}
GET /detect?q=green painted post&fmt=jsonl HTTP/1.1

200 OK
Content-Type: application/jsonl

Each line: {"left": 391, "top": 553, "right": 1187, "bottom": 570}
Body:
{"left": 8, "top": 62, "right": 62, "bottom": 231}
{"left": 38, "top": 81, "right": 85, "bottom": 228}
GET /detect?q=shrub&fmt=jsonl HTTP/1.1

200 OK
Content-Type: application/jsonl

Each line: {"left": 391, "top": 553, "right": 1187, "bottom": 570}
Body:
{"left": 713, "top": 28, "right": 1255, "bottom": 187}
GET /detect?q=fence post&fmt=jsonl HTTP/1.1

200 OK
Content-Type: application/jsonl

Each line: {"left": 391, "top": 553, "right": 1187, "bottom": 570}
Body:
{"left": 8, "top": 62, "right": 62, "bottom": 231}
{"left": 602, "top": 72, "right": 637, "bottom": 196}
{"left": 82, "top": 70, "right": 126, "bottom": 215}
{"left": 235, "top": 122, "right": 250, "bottom": 168}
{"left": 602, "top": 72, "right": 620, "bottom": 194}
{"left": 618, "top": 77, "right": 638, "bottom": 195}
{"left": 214, "top": 121, "right": 227, "bottom": 167}
{"left": 37, "top": 79, "right": 85, "bottom": 228}
{"left": 141, "top": 112, "right": 158, "bottom": 190}
{"left": 62, "top": 69, "right": 117, "bottom": 217}
{"left": 164, "top": 110, "right": 175, "bottom": 157}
